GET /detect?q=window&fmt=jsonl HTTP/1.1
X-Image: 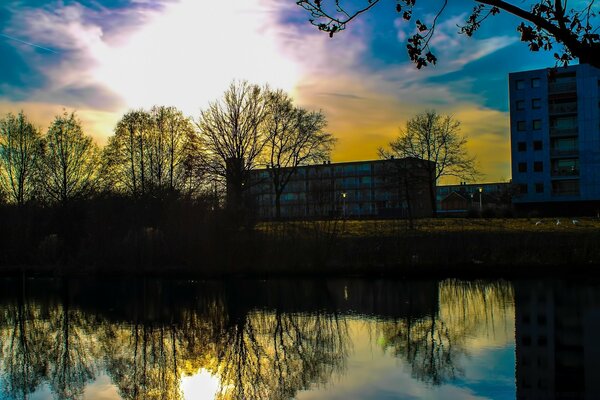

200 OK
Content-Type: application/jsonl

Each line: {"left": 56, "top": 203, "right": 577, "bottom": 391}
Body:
{"left": 552, "top": 179, "right": 579, "bottom": 195}
{"left": 531, "top": 78, "right": 541, "bottom": 88}
{"left": 516, "top": 79, "right": 525, "bottom": 90}
{"left": 534, "top": 141, "right": 543, "bottom": 150}
{"left": 552, "top": 158, "right": 579, "bottom": 176}
{"left": 534, "top": 161, "right": 543, "bottom": 172}
{"left": 532, "top": 98, "right": 541, "bottom": 109}
{"left": 535, "top": 183, "right": 544, "bottom": 193}
{"left": 517, "top": 121, "right": 526, "bottom": 131}
{"left": 538, "top": 336, "right": 547, "bottom": 346}
{"left": 519, "top": 184, "right": 528, "bottom": 194}
{"left": 533, "top": 119, "right": 542, "bottom": 130}
{"left": 518, "top": 142, "right": 527, "bottom": 151}
{"left": 516, "top": 100, "right": 525, "bottom": 111}
{"left": 518, "top": 162, "right": 527, "bottom": 172}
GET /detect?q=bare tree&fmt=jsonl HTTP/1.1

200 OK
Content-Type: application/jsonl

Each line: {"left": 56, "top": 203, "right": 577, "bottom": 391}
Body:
{"left": 105, "top": 107, "right": 202, "bottom": 198}
{"left": 197, "top": 81, "right": 268, "bottom": 213}
{"left": 379, "top": 111, "right": 478, "bottom": 216}
{"left": 263, "top": 89, "right": 335, "bottom": 219}
{"left": 296, "top": 0, "right": 600, "bottom": 68}
{"left": 103, "top": 110, "right": 151, "bottom": 197}
{"left": 40, "top": 112, "right": 100, "bottom": 205}
{"left": 0, "top": 111, "right": 43, "bottom": 206}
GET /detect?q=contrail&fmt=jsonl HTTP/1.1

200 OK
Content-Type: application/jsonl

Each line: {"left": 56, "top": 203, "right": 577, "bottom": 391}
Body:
{"left": 0, "top": 33, "right": 58, "bottom": 54}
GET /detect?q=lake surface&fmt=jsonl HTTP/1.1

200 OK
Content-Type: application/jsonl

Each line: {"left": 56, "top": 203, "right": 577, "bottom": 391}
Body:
{"left": 0, "top": 277, "right": 597, "bottom": 399}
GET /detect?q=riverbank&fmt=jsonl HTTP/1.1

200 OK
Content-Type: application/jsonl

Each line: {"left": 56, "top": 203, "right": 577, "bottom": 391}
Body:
{"left": 2, "top": 218, "right": 600, "bottom": 279}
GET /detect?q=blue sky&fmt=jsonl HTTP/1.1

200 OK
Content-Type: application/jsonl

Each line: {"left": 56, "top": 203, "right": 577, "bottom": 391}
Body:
{"left": 0, "top": 0, "right": 560, "bottom": 181}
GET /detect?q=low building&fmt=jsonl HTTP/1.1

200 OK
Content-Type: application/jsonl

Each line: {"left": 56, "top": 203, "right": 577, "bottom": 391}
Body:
{"left": 247, "top": 157, "right": 434, "bottom": 219}
{"left": 436, "top": 182, "right": 512, "bottom": 215}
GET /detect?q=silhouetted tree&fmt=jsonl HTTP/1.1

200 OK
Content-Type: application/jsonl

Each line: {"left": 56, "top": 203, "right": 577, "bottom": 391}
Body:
{"left": 197, "top": 81, "right": 268, "bottom": 214}
{"left": 40, "top": 111, "right": 100, "bottom": 205}
{"left": 296, "top": 0, "right": 600, "bottom": 68}
{"left": 0, "top": 111, "right": 43, "bottom": 206}
{"left": 263, "top": 89, "right": 335, "bottom": 219}
{"left": 105, "top": 107, "right": 202, "bottom": 198}
{"left": 379, "top": 111, "right": 478, "bottom": 216}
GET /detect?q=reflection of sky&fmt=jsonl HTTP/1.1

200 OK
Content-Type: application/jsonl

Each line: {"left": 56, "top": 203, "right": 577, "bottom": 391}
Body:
{"left": 0, "top": 0, "right": 570, "bottom": 181}
{"left": 9, "top": 318, "right": 515, "bottom": 400}
{"left": 296, "top": 319, "right": 515, "bottom": 400}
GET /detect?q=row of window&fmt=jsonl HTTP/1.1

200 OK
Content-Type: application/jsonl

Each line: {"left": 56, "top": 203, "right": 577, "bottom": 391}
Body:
{"left": 518, "top": 180, "right": 580, "bottom": 195}
{"left": 517, "top": 141, "right": 543, "bottom": 151}
{"left": 518, "top": 183, "right": 544, "bottom": 194}
{"left": 516, "top": 119, "right": 542, "bottom": 131}
{"left": 518, "top": 161, "right": 544, "bottom": 173}
{"left": 516, "top": 98, "right": 542, "bottom": 111}
{"left": 515, "top": 77, "right": 541, "bottom": 90}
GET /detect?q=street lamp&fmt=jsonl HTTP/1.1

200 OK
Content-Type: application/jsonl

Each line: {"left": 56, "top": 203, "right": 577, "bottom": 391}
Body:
{"left": 341, "top": 192, "right": 347, "bottom": 217}
{"left": 478, "top": 187, "right": 483, "bottom": 211}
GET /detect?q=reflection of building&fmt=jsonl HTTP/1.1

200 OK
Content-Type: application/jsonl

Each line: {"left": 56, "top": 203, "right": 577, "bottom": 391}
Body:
{"left": 436, "top": 182, "right": 512, "bottom": 215}
{"left": 515, "top": 281, "right": 600, "bottom": 400}
{"left": 509, "top": 64, "right": 600, "bottom": 214}
{"left": 247, "top": 157, "right": 434, "bottom": 219}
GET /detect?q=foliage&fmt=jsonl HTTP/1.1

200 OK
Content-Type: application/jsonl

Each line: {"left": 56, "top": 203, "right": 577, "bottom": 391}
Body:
{"left": 296, "top": 0, "right": 600, "bottom": 68}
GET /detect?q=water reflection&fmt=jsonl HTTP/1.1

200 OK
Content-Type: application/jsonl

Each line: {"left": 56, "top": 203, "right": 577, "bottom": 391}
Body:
{"left": 515, "top": 281, "right": 600, "bottom": 400}
{"left": 0, "top": 278, "right": 594, "bottom": 399}
{"left": 377, "top": 281, "right": 514, "bottom": 386}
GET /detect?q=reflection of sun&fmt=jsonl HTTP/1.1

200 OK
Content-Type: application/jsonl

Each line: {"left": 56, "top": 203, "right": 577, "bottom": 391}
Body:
{"left": 181, "top": 369, "right": 220, "bottom": 400}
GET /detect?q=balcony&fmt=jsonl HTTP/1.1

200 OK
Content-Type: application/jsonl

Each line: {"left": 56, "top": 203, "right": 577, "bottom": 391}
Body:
{"left": 550, "top": 127, "right": 578, "bottom": 137}
{"left": 551, "top": 167, "right": 579, "bottom": 177}
{"left": 551, "top": 181, "right": 580, "bottom": 196}
{"left": 549, "top": 102, "right": 578, "bottom": 115}
{"left": 548, "top": 81, "right": 577, "bottom": 93}
{"left": 550, "top": 148, "right": 579, "bottom": 157}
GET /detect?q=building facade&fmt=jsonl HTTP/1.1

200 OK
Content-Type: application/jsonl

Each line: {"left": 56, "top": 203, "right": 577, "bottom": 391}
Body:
{"left": 247, "top": 157, "right": 434, "bottom": 219}
{"left": 436, "top": 182, "right": 512, "bottom": 214}
{"left": 509, "top": 64, "right": 600, "bottom": 213}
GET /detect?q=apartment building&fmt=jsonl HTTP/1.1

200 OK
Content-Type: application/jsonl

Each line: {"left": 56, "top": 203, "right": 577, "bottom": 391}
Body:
{"left": 509, "top": 64, "right": 600, "bottom": 213}
{"left": 247, "top": 157, "right": 434, "bottom": 219}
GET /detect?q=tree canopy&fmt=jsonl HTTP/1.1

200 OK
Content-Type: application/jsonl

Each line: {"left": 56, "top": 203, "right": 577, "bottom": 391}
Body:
{"left": 297, "top": 0, "right": 600, "bottom": 68}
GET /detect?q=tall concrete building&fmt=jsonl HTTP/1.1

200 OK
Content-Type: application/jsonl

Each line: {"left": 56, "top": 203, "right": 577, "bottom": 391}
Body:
{"left": 509, "top": 64, "right": 600, "bottom": 213}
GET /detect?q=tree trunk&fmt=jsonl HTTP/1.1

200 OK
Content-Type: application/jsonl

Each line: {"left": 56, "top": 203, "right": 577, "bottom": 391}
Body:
{"left": 275, "top": 191, "right": 282, "bottom": 220}
{"left": 428, "top": 169, "right": 437, "bottom": 218}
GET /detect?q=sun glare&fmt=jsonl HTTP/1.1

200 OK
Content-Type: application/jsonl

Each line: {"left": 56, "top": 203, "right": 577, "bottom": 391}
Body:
{"left": 181, "top": 369, "right": 221, "bottom": 400}
{"left": 93, "top": 0, "right": 299, "bottom": 116}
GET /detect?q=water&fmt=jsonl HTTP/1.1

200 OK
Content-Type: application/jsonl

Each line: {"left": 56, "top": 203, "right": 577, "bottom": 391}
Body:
{"left": 0, "top": 278, "right": 596, "bottom": 399}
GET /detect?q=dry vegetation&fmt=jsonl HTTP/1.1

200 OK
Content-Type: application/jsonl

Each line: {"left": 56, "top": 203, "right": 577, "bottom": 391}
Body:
{"left": 258, "top": 217, "right": 600, "bottom": 237}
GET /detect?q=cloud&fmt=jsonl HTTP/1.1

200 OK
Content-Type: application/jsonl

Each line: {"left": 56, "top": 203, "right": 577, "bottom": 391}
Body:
{"left": 271, "top": 6, "right": 515, "bottom": 180}
{"left": 0, "top": 0, "right": 302, "bottom": 140}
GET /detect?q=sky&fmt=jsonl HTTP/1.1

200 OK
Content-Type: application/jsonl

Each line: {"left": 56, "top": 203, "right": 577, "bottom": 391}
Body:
{"left": 0, "top": 0, "right": 558, "bottom": 183}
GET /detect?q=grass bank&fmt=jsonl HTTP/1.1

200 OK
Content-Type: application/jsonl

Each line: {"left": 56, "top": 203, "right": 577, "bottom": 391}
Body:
{"left": 3, "top": 216, "right": 600, "bottom": 278}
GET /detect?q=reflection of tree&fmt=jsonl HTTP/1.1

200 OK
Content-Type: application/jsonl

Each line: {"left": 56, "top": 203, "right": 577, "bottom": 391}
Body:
{"left": 99, "top": 295, "right": 225, "bottom": 400}
{"left": 380, "top": 302, "right": 464, "bottom": 385}
{"left": 102, "top": 323, "right": 182, "bottom": 400}
{"left": 46, "top": 285, "right": 96, "bottom": 399}
{"left": 0, "top": 281, "right": 48, "bottom": 399}
{"left": 214, "top": 311, "right": 349, "bottom": 400}
{"left": 378, "top": 280, "right": 514, "bottom": 386}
